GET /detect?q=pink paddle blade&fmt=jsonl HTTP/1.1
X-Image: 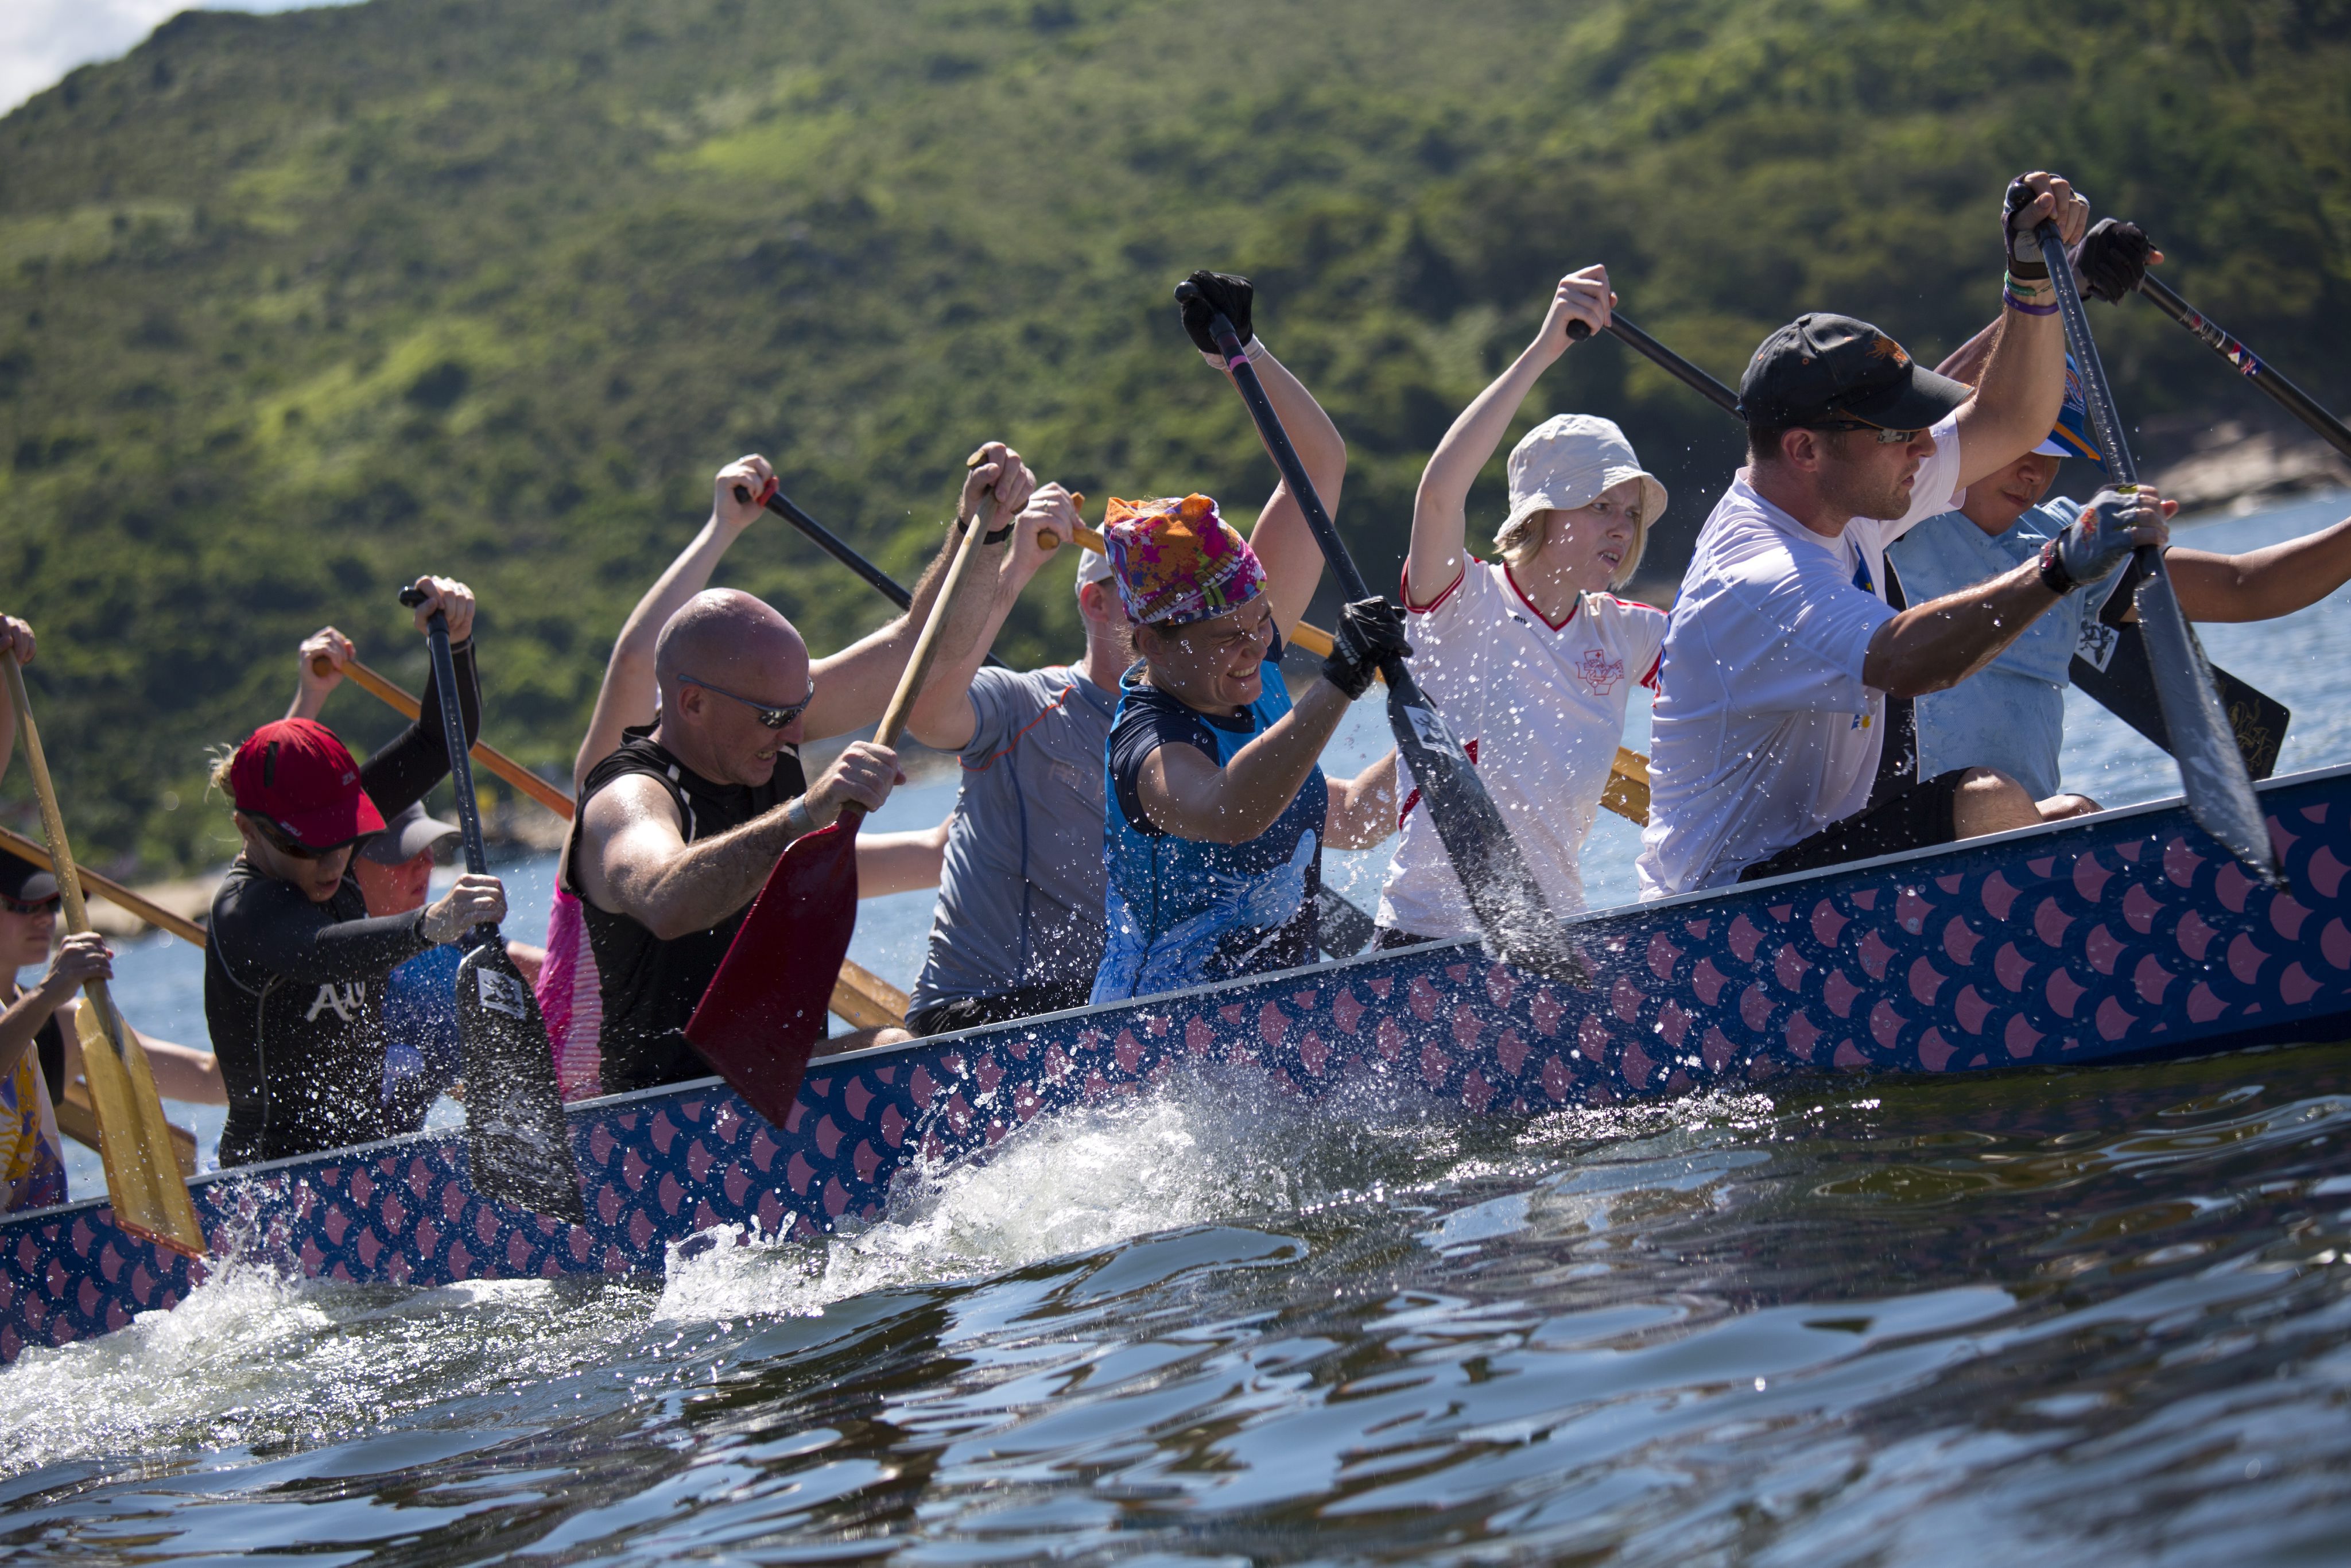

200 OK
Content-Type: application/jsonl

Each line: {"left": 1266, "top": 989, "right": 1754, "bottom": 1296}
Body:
{"left": 684, "top": 817, "right": 859, "bottom": 1129}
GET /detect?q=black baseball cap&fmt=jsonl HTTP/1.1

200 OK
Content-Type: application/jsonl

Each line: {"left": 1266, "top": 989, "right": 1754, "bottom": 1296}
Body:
{"left": 0, "top": 853, "right": 59, "bottom": 906}
{"left": 1737, "top": 313, "right": 1970, "bottom": 431}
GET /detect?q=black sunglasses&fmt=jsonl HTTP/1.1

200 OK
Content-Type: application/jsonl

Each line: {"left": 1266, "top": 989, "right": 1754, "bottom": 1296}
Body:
{"left": 678, "top": 674, "right": 815, "bottom": 731}
{"left": 2, "top": 895, "right": 59, "bottom": 916}
{"left": 240, "top": 813, "right": 352, "bottom": 862}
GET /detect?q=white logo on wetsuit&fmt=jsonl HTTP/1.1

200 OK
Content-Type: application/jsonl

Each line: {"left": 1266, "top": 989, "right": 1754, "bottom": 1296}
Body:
{"left": 304, "top": 981, "right": 366, "bottom": 1022}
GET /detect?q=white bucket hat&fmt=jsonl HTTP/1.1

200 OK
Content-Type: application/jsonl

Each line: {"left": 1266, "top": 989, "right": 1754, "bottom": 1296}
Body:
{"left": 1496, "top": 414, "right": 1667, "bottom": 589}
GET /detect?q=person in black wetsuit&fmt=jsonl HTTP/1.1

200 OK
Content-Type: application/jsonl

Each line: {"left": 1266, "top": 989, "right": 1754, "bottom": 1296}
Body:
{"left": 567, "top": 445, "right": 1041, "bottom": 1095}
{"left": 203, "top": 577, "right": 510, "bottom": 1167}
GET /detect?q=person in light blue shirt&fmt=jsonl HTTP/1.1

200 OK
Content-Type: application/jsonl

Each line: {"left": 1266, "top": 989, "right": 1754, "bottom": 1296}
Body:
{"left": 1892, "top": 357, "right": 2351, "bottom": 801}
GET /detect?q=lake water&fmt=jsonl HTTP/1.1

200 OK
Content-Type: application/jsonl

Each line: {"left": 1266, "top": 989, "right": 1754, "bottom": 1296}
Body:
{"left": 6, "top": 492, "right": 2349, "bottom": 1561}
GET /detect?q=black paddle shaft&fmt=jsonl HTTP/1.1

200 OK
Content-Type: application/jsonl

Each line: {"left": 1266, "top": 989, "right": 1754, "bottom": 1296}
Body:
{"left": 1566, "top": 316, "right": 1741, "bottom": 413}
{"left": 399, "top": 589, "right": 493, "bottom": 887}
{"left": 2134, "top": 273, "right": 2351, "bottom": 463}
{"left": 395, "top": 584, "right": 587, "bottom": 1220}
{"left": 734, "top": 480, "right": 1007, "bottom": 669}
{"left": 1176, "top": 283, "right": 1585, "bottom": 983}
{"left": 2034, "top": 221, "right": 2281, "bottom": 884}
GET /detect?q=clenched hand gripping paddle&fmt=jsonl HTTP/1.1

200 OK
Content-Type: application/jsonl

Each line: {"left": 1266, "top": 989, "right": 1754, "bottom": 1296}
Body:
{"left": 399, "top": 587, "right": 587, "bottom": 1221}
{"left": 1570, "top": 312, "right": 2290, "bottom": 778}
{"left": 687, "top": 488, "right": 1000, "bottom": 1126}
{"left": 0, "top": 659, "right": 204, "bottom": 1256}
{"left": 2031, "top": 223, "right": 2282, "bottom": 885}
{"left": 1178, "top": 282, "right": 1585, "bottom": 983}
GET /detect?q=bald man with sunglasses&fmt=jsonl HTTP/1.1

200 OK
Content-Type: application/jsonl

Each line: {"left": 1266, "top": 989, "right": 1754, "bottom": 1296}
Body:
{"left": 567, "top": 445, "right": 1038, "bottom": 1094}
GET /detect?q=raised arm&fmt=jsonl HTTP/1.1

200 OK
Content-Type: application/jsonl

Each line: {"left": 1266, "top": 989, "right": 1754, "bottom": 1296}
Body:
{"left": 575, "top": 456, "right": 773, "bottom": 790}
{"left": 900, "top": 456, "right": 1070, "bottom": 752}
{"left": 2171, "top": 513, "right": 2351, "bottom": 622}
{"left": 800, "top": 445, "right": 1037, "bottom": 744}
{"left": 1410, "top": 267, "right": 1613, "bottom": 603}
{"left": 1178, "top": 273, "right": 1345, "bottom": 642}
{"left": 1950, "top": 172, "right": 2087, "bottom": 487}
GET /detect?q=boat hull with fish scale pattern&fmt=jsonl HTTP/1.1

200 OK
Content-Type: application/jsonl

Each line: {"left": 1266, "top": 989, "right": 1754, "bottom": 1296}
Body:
{"left": 6, "top": 762, "right": 2350, "bottom": 1362}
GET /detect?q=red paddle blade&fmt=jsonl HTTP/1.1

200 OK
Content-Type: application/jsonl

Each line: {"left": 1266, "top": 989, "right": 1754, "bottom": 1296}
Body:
{"left": 684, "top": 817, "right": 859, "bottom": 1129}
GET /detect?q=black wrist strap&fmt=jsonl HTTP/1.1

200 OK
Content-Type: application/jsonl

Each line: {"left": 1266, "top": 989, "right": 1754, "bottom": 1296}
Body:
{"left": 2037, "top": 538, "right": 2077, "bottom": 596}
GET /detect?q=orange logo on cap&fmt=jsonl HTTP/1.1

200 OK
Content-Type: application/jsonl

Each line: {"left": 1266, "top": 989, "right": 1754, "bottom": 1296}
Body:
{"left": 1868, "top": 335, "right": 1911, "bottom": 368}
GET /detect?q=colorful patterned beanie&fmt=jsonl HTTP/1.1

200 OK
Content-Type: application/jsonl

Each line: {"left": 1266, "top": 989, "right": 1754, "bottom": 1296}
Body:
{"left": 1101, "top": 494, "right": 1267, "bottom": 627}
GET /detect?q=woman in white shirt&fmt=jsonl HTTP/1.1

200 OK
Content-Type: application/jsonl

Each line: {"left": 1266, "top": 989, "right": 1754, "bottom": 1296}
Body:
{"left": 1374, "top": 265, "right": 1667, "bottom": 945}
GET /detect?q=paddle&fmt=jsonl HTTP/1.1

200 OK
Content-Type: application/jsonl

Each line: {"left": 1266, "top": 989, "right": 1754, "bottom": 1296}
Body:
{"left": 2031, "top": 220, "right": 2282, "bottom": 884}
{"left": 2133, "top": 271, "right": 2351, "bottom": 462}
{"left": 310, "top": 653, "right": 574, "bottom": 818}
{"left": 1582, "top": 306, "right": 2290, "bottom": 778}
{"left": 735, "top": 476, "right": 1008, "bottom": 670}
{"left": 0, "top": 660, "right": 204, "bottom": 1256}
{"left": 1178, "top": 282, "right": 1584, "bottom": 983}
{"left": 398, "top": 587, "right": 586, "bottom": 1221}
{"left": 686, "top": 490, "right": 1001, "bottom": 1126}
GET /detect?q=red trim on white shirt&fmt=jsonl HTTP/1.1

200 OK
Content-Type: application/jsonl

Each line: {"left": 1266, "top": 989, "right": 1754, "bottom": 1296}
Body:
{"left": 1639, "top": 648, "right": 1663, "bottom": 692}
{"left": 1399, "top": 560, "right": 1466, "bottom": 615}
{"left": 1502, "top": 563, "right": 1578, "bottom": 631}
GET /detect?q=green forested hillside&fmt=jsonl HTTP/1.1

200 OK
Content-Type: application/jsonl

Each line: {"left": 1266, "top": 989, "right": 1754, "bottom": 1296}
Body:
{"left": 3, "top": 0, "right": 2348, "bottom": 872}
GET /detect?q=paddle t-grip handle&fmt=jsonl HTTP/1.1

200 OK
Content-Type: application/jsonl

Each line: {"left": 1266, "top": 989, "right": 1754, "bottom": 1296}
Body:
{"left": 1566, "top": 320, "right": 1592, "bottom": 341}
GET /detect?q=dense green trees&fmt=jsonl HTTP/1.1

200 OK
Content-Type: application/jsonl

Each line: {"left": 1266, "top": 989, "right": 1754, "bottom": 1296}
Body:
{"left": 2, "top": 0, "right": 2345, "bottom": 872}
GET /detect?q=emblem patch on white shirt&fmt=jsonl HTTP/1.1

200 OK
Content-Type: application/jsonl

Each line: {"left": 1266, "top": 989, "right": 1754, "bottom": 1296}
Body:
{"left": 1572, "top": 650, "right": 1625, "bottom": 696}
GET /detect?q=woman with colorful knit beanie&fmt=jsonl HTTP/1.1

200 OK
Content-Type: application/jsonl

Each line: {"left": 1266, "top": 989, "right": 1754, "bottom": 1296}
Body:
{"left": 1090, "top": 273, "right": 1406, "bottom": 1005}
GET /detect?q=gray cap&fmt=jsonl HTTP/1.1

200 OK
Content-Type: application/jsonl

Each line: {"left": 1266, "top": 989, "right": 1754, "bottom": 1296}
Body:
{"left": 359, "top": 800, "right": 460, "bottom": 865}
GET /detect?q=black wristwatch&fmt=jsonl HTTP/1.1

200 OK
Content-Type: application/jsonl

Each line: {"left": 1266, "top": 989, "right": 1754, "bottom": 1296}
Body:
{"left": 2036, "top": 538, "right": 2077, "bottom": 596}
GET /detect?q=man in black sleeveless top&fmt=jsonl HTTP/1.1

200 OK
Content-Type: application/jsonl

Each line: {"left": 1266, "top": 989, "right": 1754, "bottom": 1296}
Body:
{"left": 567, "top": 447, "right": 1039, "bottom": 1093}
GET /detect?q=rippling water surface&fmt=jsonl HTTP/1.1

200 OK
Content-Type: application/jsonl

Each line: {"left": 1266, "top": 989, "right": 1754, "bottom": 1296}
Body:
{"left": 7, "top": 493, "right": 2350, "bottom": 1561}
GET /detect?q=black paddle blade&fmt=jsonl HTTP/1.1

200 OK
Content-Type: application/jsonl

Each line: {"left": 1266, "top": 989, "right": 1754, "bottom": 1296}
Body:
{"left": 1388, "top": 668, "right": 1588, "bottom": 985}
{"left": 455, "top": 940, "right": 587, "bottom": 1224}
{"left": 2071, "top": 623, "right": 2287, "bottom": 780}
{"left": 2131, "top": 571, "right": 2284, "bottom": 882}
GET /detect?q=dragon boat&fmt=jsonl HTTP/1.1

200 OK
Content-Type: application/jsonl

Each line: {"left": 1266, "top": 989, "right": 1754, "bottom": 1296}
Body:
{"left": 6, "top": 760, "right": 2351, "bottom": 1364}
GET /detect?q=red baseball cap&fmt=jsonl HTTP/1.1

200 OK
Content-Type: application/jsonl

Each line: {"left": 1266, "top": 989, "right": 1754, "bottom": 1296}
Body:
{"left": 227, "top": 719, "right": 386, "bottom": 849}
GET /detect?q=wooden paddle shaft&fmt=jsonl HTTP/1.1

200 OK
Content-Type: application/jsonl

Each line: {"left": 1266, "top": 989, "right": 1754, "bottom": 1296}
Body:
{"left": 1, "top": 661, "right": 129, "bottom": 1055}
{"left": 871, "top": 502, "right": 1001, "bottom": 754}
{"left": 1, "top": 659, "right": 205, "bottom": 1253}
{"left": 314, "top": 654, "right": 575, "bottom": 820}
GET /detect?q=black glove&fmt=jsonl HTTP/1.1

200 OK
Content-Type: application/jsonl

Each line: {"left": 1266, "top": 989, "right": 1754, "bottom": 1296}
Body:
{"left": 1178, "top": 270, "right": 1255, "bottom": 356}
{"left": 2071, "top": 218, "right": 2155, "bottom": 304}
{"left": 1322, "top": 597, "right": 1411, "bottom": 700}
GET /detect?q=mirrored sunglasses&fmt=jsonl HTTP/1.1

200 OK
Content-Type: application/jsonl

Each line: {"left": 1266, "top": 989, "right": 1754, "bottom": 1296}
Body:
{"left": 678, "top": 674, "right": 815, "bottom": 731}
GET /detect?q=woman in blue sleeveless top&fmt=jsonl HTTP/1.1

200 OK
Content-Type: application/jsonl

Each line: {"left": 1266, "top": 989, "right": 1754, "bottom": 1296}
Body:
{"left": 1091, "top": 274, "right": 1404, "bottom": 1004}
